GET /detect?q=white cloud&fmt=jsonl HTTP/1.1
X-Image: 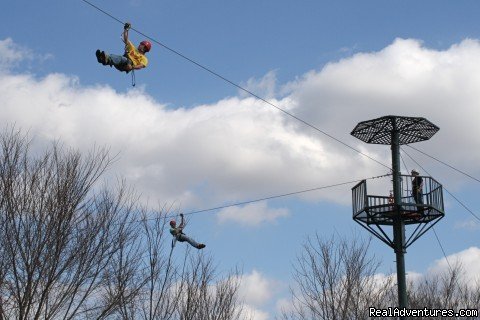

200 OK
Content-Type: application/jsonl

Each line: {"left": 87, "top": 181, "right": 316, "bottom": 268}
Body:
{"left": 0, "top": 60, "right": 357, "bottom": 209}
{"left": 454, "top": 219, "right": 480, "bottom": 231}
{"left": 241, "top": 70, "right": 279, "bottom": 99}
{"left": 229, "top": 269, "right": 282, "bottom": 320}
{"left": 405, "top": 271, "right": 424, "bottom": 284}
{"left": 0, "top": 38, "right": 28, "bottom": 69}
{"left": 0, "top": 38, "right": 52, "bottom": 71}
{"left": 374, "top": 248, "right": 480, "bottom": 287}
{"left": 239, "top": 304, "right": 270, "bottom": 320}
{"left": 284, "top": 38, "right": 480, "bottom": 184}
{"left": 238, "top": 270, "right": 276, "bottom": 307}
{"left": 428, "top": 246, "right": 480, "bottom": 285}
{"left": 1, "top": 37, "right": 480, "bottom": 216}
{"left": 382, "top": 247, "right": 480, "bottom": 288}
{"left": 217, "top": 202, "right": 289, "bottom": 226}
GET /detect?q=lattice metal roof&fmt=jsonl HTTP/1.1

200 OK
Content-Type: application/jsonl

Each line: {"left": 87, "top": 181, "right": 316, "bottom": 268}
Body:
{"left": 350, "top": 115, "right": 439, "bottom": 145}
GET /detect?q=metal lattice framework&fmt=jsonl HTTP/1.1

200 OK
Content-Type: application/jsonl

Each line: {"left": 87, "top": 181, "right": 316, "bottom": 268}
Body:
{"left": 350, "top": 115, "right": 443, "bottom": 313}
{"left": 351, "top": 115, "right": 440, "bottom": 145}
{"left": 352, "top": 175, "right": 445, "bottom": 249}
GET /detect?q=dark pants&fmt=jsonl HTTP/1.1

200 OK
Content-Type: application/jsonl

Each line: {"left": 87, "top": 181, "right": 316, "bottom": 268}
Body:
{"left": 413, "top": 189, "right": 423, "bottom": 205}
{"left": 107, "top": 54, "right": 132, "bottom": 73}
{"left": 177, "top": 234, "right": 199, "bottom": 248}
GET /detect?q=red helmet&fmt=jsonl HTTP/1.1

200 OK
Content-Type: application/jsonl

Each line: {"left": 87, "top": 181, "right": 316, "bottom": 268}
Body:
{"left": 169, "top": 220, "right": 176, "bottom": 227}
{"left": 140, "top": 40, "right": 152, "bottom": 52}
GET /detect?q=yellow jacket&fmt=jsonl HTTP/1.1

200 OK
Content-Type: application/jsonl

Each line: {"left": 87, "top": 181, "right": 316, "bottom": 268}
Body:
{"left": 125, "top": 40, "right": 148, "bottom": 68}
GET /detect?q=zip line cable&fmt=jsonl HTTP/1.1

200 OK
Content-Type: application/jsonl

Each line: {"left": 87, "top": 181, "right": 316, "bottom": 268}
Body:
{"left": 406, "top": 145, "right": 480, "bottom": 184}
{"left": 401, "top": 147, "right": 480, "bottom": 223}
{"left": 432, "top": 227, "right": 453, "bottom": 274}
{"left": 80, "top": 0, "right": 479, "bottom": 224}
{"left": 80, "top": 1, "right": 480, "bottom": 262}
{"left": 79, "top": 0, "right": 390, "bottom": 171}
{"left": 129, "top": 174, "right": 392, "bottom": 266}
{"left": 443, "top": 189, "right": 480, "bottom": 222}
{"left": 152, "top": 173, "right": 391, "bottom": 221}
{"left": 399, "top": 160, "right": 478, "bottom": 297}
{"left": 80, "top": 1, "right": 480, "bottom": 199}
{"left": 79, "top": 2, "right": 470, "bottom": 289}
{"left": 107, "top": 173, "right": 390, "bottom": 229}
{"left": 125, "top": 169, "right": 455, "bottom": 285}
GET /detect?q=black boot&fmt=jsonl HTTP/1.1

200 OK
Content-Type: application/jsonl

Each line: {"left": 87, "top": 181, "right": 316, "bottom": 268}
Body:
{"left": 95, "top": 50, "right": 102, "bottom": 64}
{"left": 100, "top": 51, "right": 111, "bottom": 66}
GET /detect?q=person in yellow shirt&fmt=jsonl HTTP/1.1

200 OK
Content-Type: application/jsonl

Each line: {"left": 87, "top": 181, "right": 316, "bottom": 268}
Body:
{"left": 96, "top": 23, "right": 151, "bottom": 73}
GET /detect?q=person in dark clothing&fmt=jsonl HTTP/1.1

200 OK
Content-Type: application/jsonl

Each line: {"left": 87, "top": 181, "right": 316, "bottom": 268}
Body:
{"left": 169, "top": 214, "right": 205, "bottom": 249}
{"left": 411, "top": 169, "right": 423, "bottom": 205}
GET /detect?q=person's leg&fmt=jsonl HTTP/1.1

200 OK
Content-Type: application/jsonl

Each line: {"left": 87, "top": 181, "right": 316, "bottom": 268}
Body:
{"left": 178, "top": 234, "right": 204, "bottom": 249}
{"left": 108, "top": 54, "right": 128, "bottom": 66}
{"left": 101, "top": 52, "right": 129, "bottom": 68}
{"left": 412, "top": 190, "right": 424, "bottom": 214}
{"left": 413, "top": 190, "right": 420, "bottom": 204}
{"left": 178, "top": 234, "right": 199, "bottom": 248}
{"left": 416, "top": 190, "right": 423, "bottom": 205}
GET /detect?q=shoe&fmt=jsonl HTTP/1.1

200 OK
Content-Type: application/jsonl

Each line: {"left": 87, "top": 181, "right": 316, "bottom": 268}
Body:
{"left": 95, "top": 50, "right": 102, "bottom": 63}
{"left": 197, "top": 244, "right": 206, "bottom": 249}
{"left": 100, "top": 51, "right": 109, "bottom": 65}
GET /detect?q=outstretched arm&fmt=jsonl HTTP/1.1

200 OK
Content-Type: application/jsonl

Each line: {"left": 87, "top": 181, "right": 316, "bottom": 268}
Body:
{"left": 122, "top": 22, "right": 131, "bottom": 44}
{"left": 121, "top": 22, "right": 146, "bottom": 71}
{"left": 179, "top": 213, "right": 185, "bottom": 229}
{"left": 179, "top": 214, "right": 185, "bottom": 228}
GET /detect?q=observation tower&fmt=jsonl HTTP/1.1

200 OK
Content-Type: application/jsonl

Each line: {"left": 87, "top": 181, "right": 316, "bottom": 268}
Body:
{"left": 351, "top": 115, "right": 445, "bottom": 316}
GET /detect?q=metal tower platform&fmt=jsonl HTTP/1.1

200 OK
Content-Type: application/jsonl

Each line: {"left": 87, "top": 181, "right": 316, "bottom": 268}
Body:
{"left": 350, "top": 115, "right": 444, "bottom": 315}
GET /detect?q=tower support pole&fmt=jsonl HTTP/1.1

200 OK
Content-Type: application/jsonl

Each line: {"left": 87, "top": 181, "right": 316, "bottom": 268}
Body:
{"left": 391, "top": 120, "right": 408, "bottom": 318}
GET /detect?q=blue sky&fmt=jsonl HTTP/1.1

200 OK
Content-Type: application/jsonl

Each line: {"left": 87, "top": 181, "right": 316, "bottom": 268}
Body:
{"left": 2, "top": 1, "right": 480, "bottom": 318}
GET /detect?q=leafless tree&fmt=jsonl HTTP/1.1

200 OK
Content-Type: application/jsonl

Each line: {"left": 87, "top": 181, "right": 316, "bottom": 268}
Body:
{"left": 279, "top": 232, "right": 394, "bottom": 320}
{"left": 279, "top": 231, "right": 480, "bottom": 320}
{"left": 0, "top": 129, "right": 256, "bottom": 320}
{"left": 123, "top": 209, "right": 248, "bottom": 320}
{"left": 408, "top": 262, "right": 480, "bottom": 318}
{"left": 174, "top": 255, "right": 246, "bottom": 320}
{"left": 0, "top": 129, "right": 142, "bottom": 319}
{"left": 121, "top": 208, "right": 185, "bottom": 320}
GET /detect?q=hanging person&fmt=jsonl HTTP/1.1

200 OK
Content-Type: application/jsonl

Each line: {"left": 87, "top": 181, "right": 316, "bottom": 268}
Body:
{"left": 96, "top": 22, "right": 151, "bottom": 73}
{"left": 170, "top": 214, "right": 206, "bottom": 249}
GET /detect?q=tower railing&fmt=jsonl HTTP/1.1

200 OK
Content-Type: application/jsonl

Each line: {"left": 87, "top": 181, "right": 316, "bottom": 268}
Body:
{"left": 352, "top": 175, "right": 444, "bottom": 226}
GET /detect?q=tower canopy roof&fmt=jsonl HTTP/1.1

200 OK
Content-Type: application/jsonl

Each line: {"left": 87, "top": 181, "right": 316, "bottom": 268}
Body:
{"left": 351, "top": 115, "right": 439, "bottom": 145}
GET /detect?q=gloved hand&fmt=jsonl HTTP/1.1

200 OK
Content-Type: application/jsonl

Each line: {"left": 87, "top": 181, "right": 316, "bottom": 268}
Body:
{"left": 124, "top": 22, "right": 131, "bottom": 30}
